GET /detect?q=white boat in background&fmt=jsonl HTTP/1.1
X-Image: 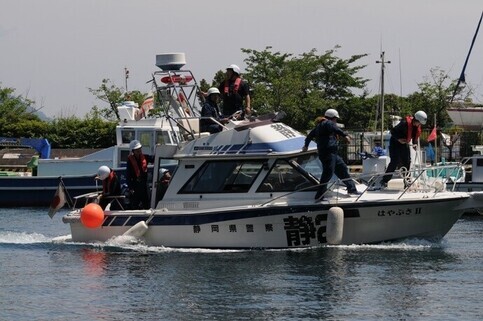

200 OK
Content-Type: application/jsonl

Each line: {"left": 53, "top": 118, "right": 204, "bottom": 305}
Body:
{"left": 0, "top": 100, "right": 183, "bottom": 207}
{"left": 447, "top": 106, "right": 483, "bottom": 130}
{"left": 58, "top": 54, "right": 483, "bottom": 249}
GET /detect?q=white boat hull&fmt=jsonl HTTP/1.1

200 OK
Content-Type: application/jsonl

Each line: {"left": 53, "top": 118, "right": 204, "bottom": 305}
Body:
{"left": 64, "top": 194, "right": 467, "bottom": 248}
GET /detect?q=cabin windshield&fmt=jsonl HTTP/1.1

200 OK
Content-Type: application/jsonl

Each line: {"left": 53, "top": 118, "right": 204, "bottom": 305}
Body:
{"left": 292, "top": 153, "right": 322, "bottom": 179}
{"left": 180, "top": 160, "right": 266, "bottom": 193}
{"left": 257, "top": 156, "right": 318, "bottom": 193}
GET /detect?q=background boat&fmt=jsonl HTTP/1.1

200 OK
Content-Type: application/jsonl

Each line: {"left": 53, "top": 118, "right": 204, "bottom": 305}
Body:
{"left": 0, "top": 102, "right": 182, "bottom": 207}
{"left": 447, "top": 106, "right": 483, "bottom": 130}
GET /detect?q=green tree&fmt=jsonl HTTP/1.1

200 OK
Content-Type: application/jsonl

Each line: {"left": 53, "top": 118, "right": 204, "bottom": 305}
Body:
{"left": 241, "top": 46, "right": 369, "bottom": 131}
{"left": 0, "top": 85, "right": 46, "bottom": 137}
{"left": 407, "top": 67, "right": 455, "bottom": 128}
{"left": 46, "top": 112, "right": 116, "bottom": 149}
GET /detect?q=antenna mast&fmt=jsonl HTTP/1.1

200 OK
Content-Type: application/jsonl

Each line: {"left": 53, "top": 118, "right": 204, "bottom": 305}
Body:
{"left": 376, "top": 51, "right": 391, "bottom": 146}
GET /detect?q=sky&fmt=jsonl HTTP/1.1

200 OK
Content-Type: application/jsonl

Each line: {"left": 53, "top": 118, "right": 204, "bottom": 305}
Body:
{"left": 1, "top": 0, "right": 483, "bottom": 118}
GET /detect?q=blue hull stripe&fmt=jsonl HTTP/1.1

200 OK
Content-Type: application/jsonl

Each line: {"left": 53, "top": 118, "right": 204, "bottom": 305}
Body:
{"left": 102, "top": 196, "right": 465, "bottom": 227}
{"left": 103, "top": 206, "right": 360, "bottom": 227}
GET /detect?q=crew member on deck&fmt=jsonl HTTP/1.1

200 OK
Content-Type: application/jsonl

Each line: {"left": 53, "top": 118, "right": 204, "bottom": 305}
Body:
{"left": 217, "top": 64, "right": 251, "bottom": 119}
{"left": 96, "top": 165, "right": 122, "bottom": 210}
{"left": 379, "top": 110, "right": 427, "bottom": 188}
{"left": 126, "top": 140, "right": 153, "bottom": 209}
{"left": 156, "top": 168, "right": 172, "bottom": 202}
{"left": 200, "top": 87, "right": 228, "bottom": 133}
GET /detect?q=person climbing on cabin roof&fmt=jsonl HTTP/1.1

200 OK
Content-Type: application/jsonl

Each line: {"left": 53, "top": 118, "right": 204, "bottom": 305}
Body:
{"left": 302, "top": 109, "right": 359, "bottom": 200}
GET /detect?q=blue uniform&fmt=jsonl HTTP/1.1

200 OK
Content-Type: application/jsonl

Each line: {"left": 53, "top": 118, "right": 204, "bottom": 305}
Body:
{"left": 304, "top": 119, "right": 357, "bottom": 198}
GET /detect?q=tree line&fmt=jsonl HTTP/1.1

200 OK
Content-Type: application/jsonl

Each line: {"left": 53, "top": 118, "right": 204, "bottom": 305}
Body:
{"left": 0, "top": 46, "right": 474, "bottom": 149}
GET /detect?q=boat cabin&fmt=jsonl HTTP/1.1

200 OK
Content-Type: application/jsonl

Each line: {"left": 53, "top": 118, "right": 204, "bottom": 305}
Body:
{"left": 148, "top": 119, "right": 322, "bottom": 209}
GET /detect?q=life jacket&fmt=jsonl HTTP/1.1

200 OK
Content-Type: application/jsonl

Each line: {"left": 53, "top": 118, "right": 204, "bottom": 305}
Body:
{"left": 102, "top": 170, "right": 117, "bottom": 193}
{"left": 406, "top": 116, "right": 422, "bottom": 143}
{"left": 224, "top": 77, "right": 241, "bottom": 95}
{"left": 128, "top": 153, "right": 148, "bottom": 178}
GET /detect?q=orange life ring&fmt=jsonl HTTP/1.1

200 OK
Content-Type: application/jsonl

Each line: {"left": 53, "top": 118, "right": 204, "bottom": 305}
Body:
{"left": 160, "top": 75, "right": 193, "bottom": 84}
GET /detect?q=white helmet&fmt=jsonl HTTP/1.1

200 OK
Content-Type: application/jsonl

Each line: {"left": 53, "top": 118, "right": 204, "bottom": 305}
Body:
{"left": 227, "top": 64, "right": 241, "bottom": 75}
{"left": 207, "top": 87, "right": 220, "bottom": 96}
{"left": 97, "top": 166, "right": 110, "bottom": 180}
{"left": 324, "top": 108, "right": 340, "bottom": 119}
{"left": 414, "top": 110, "right": 427, "bottom": 125}
{"left": 129, "top": 140, "right": 142, "bottom": 150}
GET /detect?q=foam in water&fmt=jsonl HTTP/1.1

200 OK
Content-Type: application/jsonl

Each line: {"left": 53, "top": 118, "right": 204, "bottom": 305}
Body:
{"left": 326, "top": 238, "right": 444, "bottom": 251}
{"left": 0, "top": 231, "right": 51, "bottom": 244}
{"left": 2, "top": 229, "right": 444, "bottom": 253}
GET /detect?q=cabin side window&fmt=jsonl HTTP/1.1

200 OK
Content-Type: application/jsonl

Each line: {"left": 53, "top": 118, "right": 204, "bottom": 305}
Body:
{"left": 155, "top": 131, "right": 166, "bottom": 145}
{"left": 257, "top": 159, "right": 316, "bottom": 192}
{"left": 121, "top": 130, "right": 135, "bottom": 144}
{"left": 138, "top": 131, "right": 152, "bottom": 150}
{"left": 180, "top": 160, "right": 265, "bottom": 193}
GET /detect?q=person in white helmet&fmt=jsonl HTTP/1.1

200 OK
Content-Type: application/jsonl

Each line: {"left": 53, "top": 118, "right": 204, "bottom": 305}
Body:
{"left": 200, "top": 87, "right": 228, "bottom": 133}
{"left": 155, "top": 168, "right": 172, "bottom": 202}
{"left": 217, "top": 64, "right": 251, "bottom": 119}
{"left": 96, "top": 165, "right": 122, "bottom": 210}
{"left": 126, "top": 140, "right": 153, "bottom": 209}
{"left": 302, "top": 109, "right": 359, "bottom": 200}
{"left": 379, "top": 110, "right": 427, "bottom": 189}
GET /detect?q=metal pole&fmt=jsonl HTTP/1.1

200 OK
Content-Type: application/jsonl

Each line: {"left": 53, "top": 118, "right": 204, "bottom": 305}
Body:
{"left": 376, "top": 52, "right": 391, "bottom": 147}
{"left": 124, "top": 67, "right": 129, "bottom": 93}
{"left": 434, "top": 113, "right": 438, "bottom": 163}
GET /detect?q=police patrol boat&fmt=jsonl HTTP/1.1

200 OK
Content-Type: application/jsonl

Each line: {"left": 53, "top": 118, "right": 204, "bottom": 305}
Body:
{"left": 60, "top": 54, "right": 483, "bottom": 248}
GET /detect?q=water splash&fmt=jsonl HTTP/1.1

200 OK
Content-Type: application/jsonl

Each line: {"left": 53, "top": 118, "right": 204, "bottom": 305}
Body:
{"left": 326, "top": 238, "right": 444, "bottom": 251}
{"left": 0, "top": 231, "right": 52, "bottom": 244}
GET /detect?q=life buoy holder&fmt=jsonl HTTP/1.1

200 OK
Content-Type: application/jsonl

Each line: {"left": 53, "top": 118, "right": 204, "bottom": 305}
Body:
{"left": 160, "top": 75, "right": 193, "bottom": 84}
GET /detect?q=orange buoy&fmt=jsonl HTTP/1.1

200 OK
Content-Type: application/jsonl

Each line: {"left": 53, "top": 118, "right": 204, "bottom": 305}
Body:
{"left": 80, "top": 203, "right": 105, "bottom": 228}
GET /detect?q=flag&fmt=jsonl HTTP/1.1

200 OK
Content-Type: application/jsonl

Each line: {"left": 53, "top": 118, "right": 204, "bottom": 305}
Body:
{"left": 441, "top": 132, "right": 451, "bottom": 146}
{"left": 427, "top": 126, "right": 437, "bottom": 142}
{"left": 48, "top": 182, "right": 66, "bottom": 218}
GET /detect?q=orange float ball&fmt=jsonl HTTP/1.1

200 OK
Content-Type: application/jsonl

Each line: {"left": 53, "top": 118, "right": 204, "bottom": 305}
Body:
{"left": 80, "top": 203, "right": 105, "bottom": 228}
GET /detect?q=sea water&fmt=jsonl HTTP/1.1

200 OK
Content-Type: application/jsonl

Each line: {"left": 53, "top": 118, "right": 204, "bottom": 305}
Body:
{"left": 1, "top": 208, "right": 483, "bottom": 321}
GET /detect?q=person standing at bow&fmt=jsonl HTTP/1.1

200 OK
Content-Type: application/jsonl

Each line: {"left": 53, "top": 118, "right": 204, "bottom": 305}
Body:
{"left": 126, "top": 140, "right": 153, "bottom": 209}
{"left": 302, "top": 109, "right": 359, "bottom": 200}
{"left": 217, "top": 64, "right": 251, "bottom": 119}
{"left": 379, "top": 110, "right": 427, "bottom": 188}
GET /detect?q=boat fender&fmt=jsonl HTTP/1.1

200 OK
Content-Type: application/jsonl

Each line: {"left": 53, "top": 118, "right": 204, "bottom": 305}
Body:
{"left": 80, "top": 203, "right": 105, "bottom": 229}
{"left": 434, "top": 180, "right": 445, "bottom": 192}
{"left": 326, "top": 207, "right": 344, "bottom": 245}
{"left": 122, "top": 221, "right": 149, "bottom": 238}
{"left": 387, "top": 178, "right": 405, "bottom": 190}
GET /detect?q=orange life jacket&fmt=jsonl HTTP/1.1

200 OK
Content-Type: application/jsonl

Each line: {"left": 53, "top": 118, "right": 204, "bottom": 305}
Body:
{"left": 102, "top": 170, "right": 117, "bottom": 194}
{"left": 128, "top": 153, "right": 147, "bottom": 178}
{"left": 224, "top": 77, "right": 241, "bottom": 95}
{"left": 406, "top": 116, "right": 422, "bottom": 143}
